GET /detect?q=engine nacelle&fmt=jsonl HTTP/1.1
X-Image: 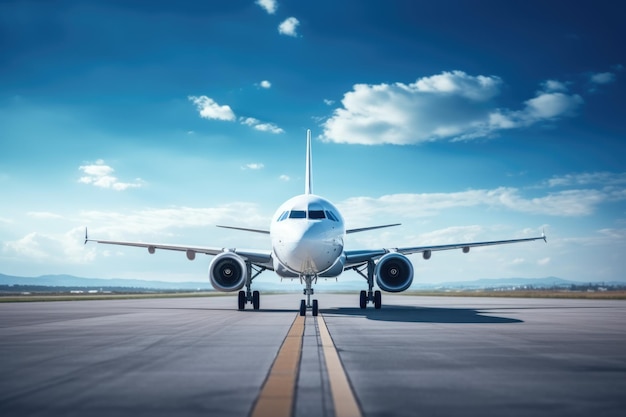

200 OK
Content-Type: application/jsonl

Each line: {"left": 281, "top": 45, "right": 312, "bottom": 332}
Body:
{"left": 209, "top": 252, "right": 247, "bottom": 292}
{"left": 375, "top": 252, "right": 414, "bottom": 293}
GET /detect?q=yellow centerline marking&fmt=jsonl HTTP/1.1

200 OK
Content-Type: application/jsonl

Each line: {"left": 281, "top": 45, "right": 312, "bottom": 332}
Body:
{"left": 318, "top": 315, "right": 363, "bottom": 417}
{"left": 251, "top": 315, "right": 305, "bottom": 417}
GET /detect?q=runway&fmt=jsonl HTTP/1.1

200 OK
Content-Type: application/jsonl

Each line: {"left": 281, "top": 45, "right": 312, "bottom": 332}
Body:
{"left": 1, "top": 294, "right": 625, "bottom": 417}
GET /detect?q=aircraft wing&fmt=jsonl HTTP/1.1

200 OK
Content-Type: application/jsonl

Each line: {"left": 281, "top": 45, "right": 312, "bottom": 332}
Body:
{"left": 85, "top": 232, "right": 273, "bottom": 269}
{"left": 345, "top": 233, "right": 546, "bottom": 267}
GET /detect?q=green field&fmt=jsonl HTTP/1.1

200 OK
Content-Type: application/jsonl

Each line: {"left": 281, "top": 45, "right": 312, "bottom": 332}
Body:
{"left": 401, "top": 290, "right": 626, "bottom": 300}
{"left": 0, "top": 292, "right": 229, "bottom": 303}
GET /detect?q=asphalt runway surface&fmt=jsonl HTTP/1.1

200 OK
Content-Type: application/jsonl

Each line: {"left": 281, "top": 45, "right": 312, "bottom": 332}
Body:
{"left": 1, "top": 294, "right": 625, "bottom": 417}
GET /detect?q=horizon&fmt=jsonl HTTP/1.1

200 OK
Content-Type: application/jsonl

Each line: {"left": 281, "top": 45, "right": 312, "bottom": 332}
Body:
{"left": 3, "top": 272, "right": 624, "bottom": 289}
{"left": 1, "top": 1, "right": 625, "bottom": 284}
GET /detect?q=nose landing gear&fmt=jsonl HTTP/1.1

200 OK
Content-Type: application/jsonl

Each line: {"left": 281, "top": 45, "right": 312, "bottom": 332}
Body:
{"left": 299, "top": 274, "right": 319, "bottom": 316}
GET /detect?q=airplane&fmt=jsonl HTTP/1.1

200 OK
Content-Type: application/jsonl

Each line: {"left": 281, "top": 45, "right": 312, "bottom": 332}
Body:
{"left": 85, "top": 129, "right": 546, "bottom": 316}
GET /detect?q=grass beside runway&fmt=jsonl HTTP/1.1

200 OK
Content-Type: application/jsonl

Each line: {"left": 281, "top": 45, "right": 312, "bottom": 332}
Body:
{"left": 0, "top": 291, "right": 231, "bottom": 303}
{"left": 399, "top": 290, "right": 626, "bottom": 300}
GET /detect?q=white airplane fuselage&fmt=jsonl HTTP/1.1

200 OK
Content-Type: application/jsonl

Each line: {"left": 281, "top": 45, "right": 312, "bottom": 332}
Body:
{"left": 270, "top": 194, "right": 346, "bottom": 278}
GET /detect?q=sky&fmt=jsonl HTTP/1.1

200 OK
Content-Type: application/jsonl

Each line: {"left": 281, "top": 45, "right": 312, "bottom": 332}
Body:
{"left": 1, "top": 0, "right": 625, "bottom": 286}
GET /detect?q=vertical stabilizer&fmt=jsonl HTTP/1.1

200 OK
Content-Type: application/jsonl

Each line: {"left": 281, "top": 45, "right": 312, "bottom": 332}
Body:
{"left": 305, "top": 129, "right": 312, "bottom": 195}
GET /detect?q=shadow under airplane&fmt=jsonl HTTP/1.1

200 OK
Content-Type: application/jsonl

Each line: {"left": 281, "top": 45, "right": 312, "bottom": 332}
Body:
{"left": 321, "top": 305, "right": 523, "bottom": 324}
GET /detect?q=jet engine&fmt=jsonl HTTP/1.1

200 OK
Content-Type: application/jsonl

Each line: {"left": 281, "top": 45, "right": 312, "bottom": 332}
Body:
{"left": 375, "top": 253, "right": 414, "bottom": 293}
{"left": 209, "top": 252, "right": 247, "bottom": 292}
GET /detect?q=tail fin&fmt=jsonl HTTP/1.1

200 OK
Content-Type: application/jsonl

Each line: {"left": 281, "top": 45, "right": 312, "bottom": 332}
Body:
{"left": 305, "top": 129, "right": 312, "bottom": 195}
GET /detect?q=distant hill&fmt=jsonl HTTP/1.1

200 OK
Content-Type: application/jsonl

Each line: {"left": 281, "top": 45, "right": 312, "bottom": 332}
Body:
{"left": 418, "top": 276, "right": 580, "bottom": 290}
{"left": 2, "top": 273, "right": 622, "bottom": 292}
{"left": 0, "top": 274, "right": 212, "bottom": 291}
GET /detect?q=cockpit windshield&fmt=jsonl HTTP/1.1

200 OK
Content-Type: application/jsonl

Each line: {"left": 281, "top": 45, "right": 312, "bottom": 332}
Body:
{"left": 279, "top": 210, "right": 337, "bottom": 220}
{"left": 276, "top": 202, "right": 340, "bottom": 222}
{"left": 308, "top": 210, "right": 325, "bottom": 219}
{"left": 289, "top": 210, "right": 306, "bottom": 219}
{"left": 325, "top": 211, "right": 339, "bottom": 222}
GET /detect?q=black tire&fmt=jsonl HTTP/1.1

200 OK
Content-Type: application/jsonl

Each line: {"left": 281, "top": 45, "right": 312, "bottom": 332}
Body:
{"left": 312, "top": 299, "right": 319, "bottom": 316}
{"left": 252, "top": 290, "right": 260, "bottom": 310}
{"left": 299, "top": 299, "right": 306, "bottom": 316}
{"left": 238, "top": 291, "right": 246, "bottom": 310}
{"left": 359, "top": 290, "right": 367, "bottom": 309}
{"left": 374, "top": 290, "right": 382, "bottom": 309}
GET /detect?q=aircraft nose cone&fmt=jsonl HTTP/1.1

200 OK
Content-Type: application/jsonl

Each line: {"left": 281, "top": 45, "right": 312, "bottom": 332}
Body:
{"left": 275, "top": 222, "right": 342, "bottom": 274}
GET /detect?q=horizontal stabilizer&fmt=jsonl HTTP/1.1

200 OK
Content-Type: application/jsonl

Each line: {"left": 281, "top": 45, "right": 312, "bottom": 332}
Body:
{"left": 216, "top": 225, "right": 270, "bottom": 235}
{"left": 346, "top": 223, "right": 401, "bottom": 234}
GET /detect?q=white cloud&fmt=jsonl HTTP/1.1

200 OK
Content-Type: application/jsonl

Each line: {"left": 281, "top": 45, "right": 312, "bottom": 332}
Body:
{"left": 240, "top": 117, "right": 284, "bottom": 134}
{"left": 338, "top": 185, "right": 615, "bottom": 223}
{"left": 256, "top": 0, "right": 277, "bottom": 14}
{"left": 254, "top": 122, "right": 284, "bottom": 134}
{"left": 241, "top": 117, "right": 260, "bottom": 126}
{"left": 79, "top": 160, "right": 143, "bottom": 191}
{"left": 278, "top": 17, "right": 300, "bottom": 37}
{"left": 80, "top": 159, "right": 113, "bottom": 177}
{"left": 279, "top": 175, "right": 290, "bottom": 181}
{"left": 2, "top": 228, "right": 96, "bottom": 264}
{"left": 321, "top": 70, "right": 585, "bottom": 145}
{"left": 547, "top": 172, "right": 626, "bottom": 187}
{"left": 187, "top": 96, "right": 283, "bottom": 133}
{"left": 188, "top": 95, "right": 236, "bottom": 121}
{"left": 541, "top": 80, "right": 568, "bottom": 92}
{"left": 243, "top": 163, "right": 265, "bottom": 170}
{"left": 538, "top": 257, "right": 551, "bottom": 266}
{"left": 27, "top": 212, "right": 63, "bottom": 219}
{"left": 78, "top": 204, "right": 268, "bottom": 239}
{"left": 411, "top": 70, "right": 502, "bottom": 100}
{"left": 324, "top": 99, "right": 335, "bottom": 106}
{"left": 260, "top": 80, "right": 271, "bottom": 89}
{"left": 522, "top": 92, "right": 583, "bottom": 119}
{"left": 417, "top": 225, "right": 484, "bottom": 245}
{"left": 590, "top": 72, "right": 616, "bottom": 85}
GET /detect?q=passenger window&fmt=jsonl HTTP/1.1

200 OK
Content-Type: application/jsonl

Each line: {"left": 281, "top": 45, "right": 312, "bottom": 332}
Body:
{"left": 289, "top": 210, "right": 306, "bottom": 219}
{"left": 308, "top": 210, "right": 326, "bottom": 219}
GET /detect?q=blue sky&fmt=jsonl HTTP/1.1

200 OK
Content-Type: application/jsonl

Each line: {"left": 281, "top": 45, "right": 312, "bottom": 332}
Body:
{"left": 1, "top": 0, "right": 625, "bottom": 285}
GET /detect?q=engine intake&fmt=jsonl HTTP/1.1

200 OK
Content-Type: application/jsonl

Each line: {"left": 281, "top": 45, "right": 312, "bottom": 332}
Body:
{"left": 209, "top": 252, "right": 247, "bottom": 292}
{"left": 375, "top": 253, "right": 414, "bottom": 293}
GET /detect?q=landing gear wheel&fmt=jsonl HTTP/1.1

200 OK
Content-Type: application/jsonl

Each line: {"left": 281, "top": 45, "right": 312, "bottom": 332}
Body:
{"left": 359, "top": 290, "right": 367, "bottom": 309}
{"left": 374, "top": 290, "right": 382, "bottom": 309}
{"left": 312, "top": 299, "right": 319, "bottom": 316}
{"left": 299, "top": 299, "right": 306, "bottom": 316}
{"left": 252, "top": 290, "right": 260, "bottom": 310}
{"left": 238, "top": 291, "right": 246, "bottom": 310}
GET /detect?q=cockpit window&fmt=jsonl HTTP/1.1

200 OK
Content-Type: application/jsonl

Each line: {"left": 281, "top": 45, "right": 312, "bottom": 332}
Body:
{"left": 289, "top": 210, "right": 306, "bottom": 219}
{"left": 308, "top": 210, "right": 326, "bottom": 219}
{"left": 325, "top": 211, "right": 339, "bottom": 222}
{"left": 281, "top": 207, "right": 338, "bottom": 221}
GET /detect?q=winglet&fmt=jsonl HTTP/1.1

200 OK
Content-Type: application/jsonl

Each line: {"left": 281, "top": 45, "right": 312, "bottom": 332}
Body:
{"left": 84, "top": 227, "right": 88, "bottom": 245}
{"left": 542, "top": 228, "right": 547, "bottom": 243}
{"left": 305, "top": 129, "right": 312, "bottom": 195}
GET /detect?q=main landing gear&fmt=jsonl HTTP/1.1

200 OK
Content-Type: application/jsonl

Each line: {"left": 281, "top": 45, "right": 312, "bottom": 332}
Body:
{"left": 299, "top": 274, "right": 319, "bottom": 316}
{"left": 238, "top": 264, "right": 265, "bottom": 311}
{"left": 354, "top": 260, "right": 382, "bottom": 309}
{"left": 238, "top": 290, "right": 260, "bottom": 310}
